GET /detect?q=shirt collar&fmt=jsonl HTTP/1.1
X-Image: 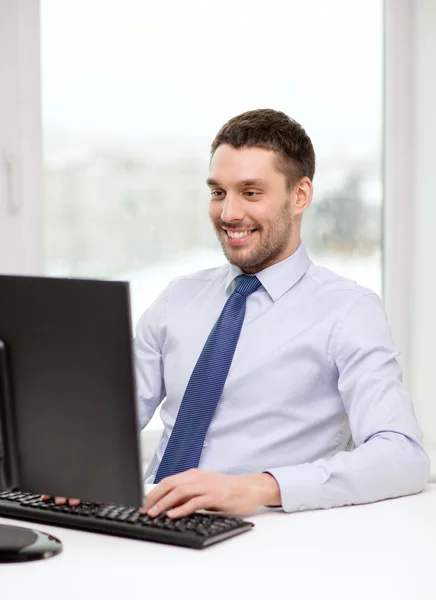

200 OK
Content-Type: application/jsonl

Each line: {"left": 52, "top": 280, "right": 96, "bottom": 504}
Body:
{"left": 225, "top": 242, "right": 311, "bottom": 302}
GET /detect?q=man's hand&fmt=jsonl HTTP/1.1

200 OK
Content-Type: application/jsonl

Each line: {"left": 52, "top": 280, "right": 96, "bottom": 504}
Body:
{"left": 41, "top": 495, "right": 81, "bottom": 506}
{"left": 141, "top": 469, "right": 281, "bottom": 519}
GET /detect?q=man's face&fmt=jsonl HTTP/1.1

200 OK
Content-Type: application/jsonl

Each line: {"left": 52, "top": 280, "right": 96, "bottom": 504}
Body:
{"left": 208, "top": 145, "right": 298, "bottom": 273}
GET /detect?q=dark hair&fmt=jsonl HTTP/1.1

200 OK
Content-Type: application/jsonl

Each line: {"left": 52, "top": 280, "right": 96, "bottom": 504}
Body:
{"left": 211, "top": 108, "right": 316, "bottom": 188}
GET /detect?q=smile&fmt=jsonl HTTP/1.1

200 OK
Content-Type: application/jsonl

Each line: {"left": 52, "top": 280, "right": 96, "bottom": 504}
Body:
{"left": 222, "top": 229, "right": 257, "bottom": 246}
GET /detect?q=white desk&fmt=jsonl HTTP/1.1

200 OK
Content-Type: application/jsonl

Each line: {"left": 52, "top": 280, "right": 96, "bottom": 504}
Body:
{"left": 1, "top": 484, "right": 435, "bottom": 600}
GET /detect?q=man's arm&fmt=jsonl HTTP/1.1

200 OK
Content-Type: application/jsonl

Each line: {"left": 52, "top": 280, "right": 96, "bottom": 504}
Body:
{"left": 134, "top": 287, "right": 168, "bottom": 430}
{"left": 144, "top": 293, "right": 430, "bottom": 518}
{"left": 266, "top": 293, "right": 430, "bottom": 512}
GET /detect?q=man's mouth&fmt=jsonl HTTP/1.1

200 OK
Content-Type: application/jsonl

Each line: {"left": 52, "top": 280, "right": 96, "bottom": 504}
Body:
{"left": 222, "top": 228, "right": 257, "bottom": 246}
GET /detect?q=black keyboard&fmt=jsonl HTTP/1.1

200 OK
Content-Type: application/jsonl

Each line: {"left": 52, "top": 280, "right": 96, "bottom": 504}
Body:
{"left": 0, "top": 490, "right": 254, "bottom": 549}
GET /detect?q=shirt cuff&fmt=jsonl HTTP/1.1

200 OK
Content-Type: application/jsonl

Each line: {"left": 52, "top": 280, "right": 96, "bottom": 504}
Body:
{"left": 265, "top": 462, "right": 330, "bottom": 513}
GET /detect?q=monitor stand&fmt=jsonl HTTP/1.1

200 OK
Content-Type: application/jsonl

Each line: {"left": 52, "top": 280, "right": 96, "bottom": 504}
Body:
{"left": 0, "top": 524, "right": 63, "bottom": 562}
{"left": 0, "top": 340, "right": 63, "bottom": 561}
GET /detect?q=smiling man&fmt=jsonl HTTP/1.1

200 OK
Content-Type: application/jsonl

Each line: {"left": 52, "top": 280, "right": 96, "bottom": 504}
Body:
{"left": 136, "top": 109, "right": 429, "bottom": 519}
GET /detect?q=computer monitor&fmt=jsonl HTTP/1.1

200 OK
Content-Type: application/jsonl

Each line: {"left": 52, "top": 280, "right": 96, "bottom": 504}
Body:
{"left": 0, "top": 274, "right": 145, "bottom": 561}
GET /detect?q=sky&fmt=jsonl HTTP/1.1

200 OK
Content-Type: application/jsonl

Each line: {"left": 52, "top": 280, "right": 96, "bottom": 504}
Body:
{"left": 40, "top": 0, "right": 383, "bottom": 162}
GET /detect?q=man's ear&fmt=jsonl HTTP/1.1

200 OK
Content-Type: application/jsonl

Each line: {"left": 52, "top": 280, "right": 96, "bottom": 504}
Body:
{"left": 293, "top": 177, "right": 313, "bottom": 217}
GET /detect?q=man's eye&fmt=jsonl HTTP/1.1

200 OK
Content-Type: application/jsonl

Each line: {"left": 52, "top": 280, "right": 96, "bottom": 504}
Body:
{"left": 245, "top": 191, "right": 258, "bottom": 197}
{"left": 211, "top": 190, "right": 225, "bottom": 199}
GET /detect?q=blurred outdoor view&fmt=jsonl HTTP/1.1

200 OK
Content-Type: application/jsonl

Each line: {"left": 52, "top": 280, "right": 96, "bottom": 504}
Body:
{"left": 41, "top": 0, "right": 383, "bottom": 329}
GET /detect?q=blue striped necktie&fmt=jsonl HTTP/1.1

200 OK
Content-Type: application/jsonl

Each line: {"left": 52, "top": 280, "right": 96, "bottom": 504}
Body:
{"left": 154, "top": 274, "right": 261, "bottom": 483}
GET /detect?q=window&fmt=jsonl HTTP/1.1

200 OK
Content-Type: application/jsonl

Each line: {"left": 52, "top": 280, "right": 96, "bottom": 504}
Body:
{"left": 5, "top": 1, "right": 436, "bottom": 476}
{"left": 41, "top": 0, "right": 383, "bottom": 330}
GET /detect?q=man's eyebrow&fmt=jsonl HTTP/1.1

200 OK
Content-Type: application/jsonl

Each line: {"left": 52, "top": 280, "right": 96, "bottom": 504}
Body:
{"left": 236, "top": 179, "right": 268, "bottom": 187}
{"left": 206, "top": 178, "right": 268, "bottom": 187}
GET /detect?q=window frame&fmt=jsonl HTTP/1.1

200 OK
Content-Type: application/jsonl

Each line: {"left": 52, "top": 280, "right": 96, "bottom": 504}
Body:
{"left": 0, "top": 0, "right": 43, "bottom": 276}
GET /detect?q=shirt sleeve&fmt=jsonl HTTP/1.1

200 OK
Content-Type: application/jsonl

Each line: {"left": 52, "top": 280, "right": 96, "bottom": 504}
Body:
{"left": 134, "top": 286, "right": 168, "bottom": 431}
{"left": 266, "top": 293, "right": 431, "bottom": 513}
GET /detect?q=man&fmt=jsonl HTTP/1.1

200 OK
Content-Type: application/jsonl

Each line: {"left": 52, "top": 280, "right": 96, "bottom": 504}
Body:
{"left": 137, "top": 108, "right": 430, "bottom": 519}
{"left": 47, "top": 109, "right": 429, "bottom": 515}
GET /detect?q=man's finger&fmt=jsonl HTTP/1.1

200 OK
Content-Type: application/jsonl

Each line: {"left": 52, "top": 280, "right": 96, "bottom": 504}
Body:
{"left": 147, "top": 484, "right": 205, "bottom": 517}
{"left": 143, "top": 470, "right": 200, "bottom": 511}
{"left": 167, "top": 495, "right": 212, "bottom": 519}
{"left": 41, "top": 496, "right": 81, "bottom": 506}
{"left": 142, "top": 476, "right": 179, "bottom": 511}
{"left": 54, "top": 496, "right": 68, "bottom": 505}
{"left": 140, "top": 485, "right": 181, "bottom": 515}
{"left": 41, "top": 496, "right": 66, "bottom": 504}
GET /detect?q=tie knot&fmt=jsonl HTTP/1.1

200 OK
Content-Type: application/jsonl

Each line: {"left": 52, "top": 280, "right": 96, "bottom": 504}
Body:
{"left": 234, "top": 274, "right": 261, "bottom": 298}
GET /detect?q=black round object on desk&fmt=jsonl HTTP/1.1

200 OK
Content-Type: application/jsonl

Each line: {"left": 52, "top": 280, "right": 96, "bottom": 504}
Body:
{"left": 0, "top": 524, "right": 63, "bottom": 562}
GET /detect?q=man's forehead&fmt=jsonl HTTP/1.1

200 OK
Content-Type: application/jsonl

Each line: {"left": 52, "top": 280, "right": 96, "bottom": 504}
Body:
{"left": 209, "top": 145, "right": 278, "bottom": 184}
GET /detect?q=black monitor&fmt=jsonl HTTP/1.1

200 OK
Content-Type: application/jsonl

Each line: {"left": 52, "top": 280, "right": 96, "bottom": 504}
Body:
{"left": 0, "top": 274, "right": 144, "bottom": 561}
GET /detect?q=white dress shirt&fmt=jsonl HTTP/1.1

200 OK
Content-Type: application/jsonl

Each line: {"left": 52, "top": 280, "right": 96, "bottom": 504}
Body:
{"left": 135, "top": 243, "right": 430, "bottom": 512}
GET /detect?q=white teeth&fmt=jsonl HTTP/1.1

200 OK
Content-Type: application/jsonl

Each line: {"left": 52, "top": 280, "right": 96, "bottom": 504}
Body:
{"left": 227, "top": 230, "right": 253, "bottom": 239}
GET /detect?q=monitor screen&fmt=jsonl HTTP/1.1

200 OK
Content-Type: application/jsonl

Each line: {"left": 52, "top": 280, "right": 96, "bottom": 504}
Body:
{"left": 0, "top": 275, "right": 143, "bottom": 507}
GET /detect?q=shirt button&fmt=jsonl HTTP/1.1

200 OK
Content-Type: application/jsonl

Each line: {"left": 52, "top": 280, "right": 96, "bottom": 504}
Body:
{"left": 299, "top": 505, "right": 306, "bottom": 511}
{"left": 203, "top": 441, "right": 208, "bottom": 448}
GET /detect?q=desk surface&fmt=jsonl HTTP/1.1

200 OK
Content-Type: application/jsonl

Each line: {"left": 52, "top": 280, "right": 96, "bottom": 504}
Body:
{"left": 1, "top": 484, "right": 435, "bottom": 600}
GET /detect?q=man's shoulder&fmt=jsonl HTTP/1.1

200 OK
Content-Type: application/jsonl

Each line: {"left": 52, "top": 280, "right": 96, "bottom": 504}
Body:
{"left": 138, "top": 263, "right": 229, "bottom": 326}
{"left": 305, "top": 262, "right": 378, "bottom": 302}
{"left": 164, "top": 263, "right": 229, "bottom": 300}
{"left": 169, "top": 263, "right": 228, "bottom": 286}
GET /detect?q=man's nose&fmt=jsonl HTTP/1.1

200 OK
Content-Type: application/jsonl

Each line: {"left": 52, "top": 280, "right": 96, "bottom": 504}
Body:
{"left": 220, "top": 194, "right": 244, "bottom": 223}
